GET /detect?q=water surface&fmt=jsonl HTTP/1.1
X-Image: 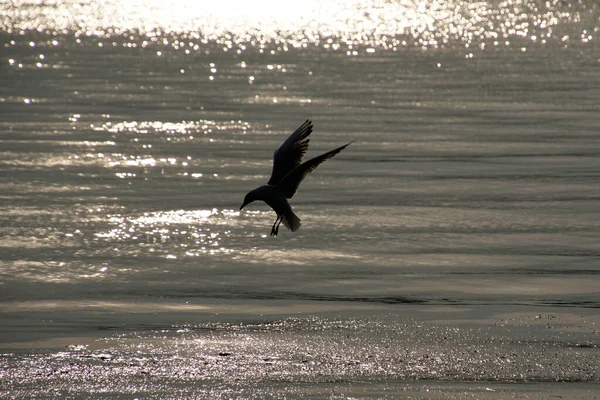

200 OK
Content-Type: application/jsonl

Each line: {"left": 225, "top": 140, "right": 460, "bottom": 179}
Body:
{"left": 1, "top": 0, "right": 599, "bottom": 397}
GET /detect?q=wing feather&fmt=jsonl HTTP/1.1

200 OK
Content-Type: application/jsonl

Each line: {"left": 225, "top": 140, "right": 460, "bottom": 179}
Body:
{"left": 276, "top": 141, "right": 353, "bottom": 199}
{"left": 267, "top": 120, "right": 313, "bottom": 185}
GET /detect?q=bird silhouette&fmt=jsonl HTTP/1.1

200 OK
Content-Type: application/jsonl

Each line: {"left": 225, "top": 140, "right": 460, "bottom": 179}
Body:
{"left": 240, "top": 120, "right": 352, "bottom": 236}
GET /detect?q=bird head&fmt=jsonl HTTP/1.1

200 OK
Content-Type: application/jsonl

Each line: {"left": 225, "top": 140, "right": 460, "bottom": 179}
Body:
{"left": 239, "top": 191, "right": 256, "bottom": 210}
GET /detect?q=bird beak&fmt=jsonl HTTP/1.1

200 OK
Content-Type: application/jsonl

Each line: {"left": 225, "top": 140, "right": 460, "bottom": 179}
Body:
{"left": 239, "top": 202, "right": 246, "bottom": 211}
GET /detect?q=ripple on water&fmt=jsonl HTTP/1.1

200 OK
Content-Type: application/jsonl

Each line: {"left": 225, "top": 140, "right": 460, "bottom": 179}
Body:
{"left": 95, "top": 208, "right": 239, "bottom": 258}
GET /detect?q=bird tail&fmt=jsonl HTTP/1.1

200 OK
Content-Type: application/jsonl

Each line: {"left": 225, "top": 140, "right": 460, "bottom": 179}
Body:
{"left": 282, "top": 211, "right": 301, "bottom": 232}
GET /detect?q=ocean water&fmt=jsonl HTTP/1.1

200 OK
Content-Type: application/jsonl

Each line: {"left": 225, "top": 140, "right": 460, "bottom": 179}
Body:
{"left": 1, "top": 0, "right": 599, "bottom": 398}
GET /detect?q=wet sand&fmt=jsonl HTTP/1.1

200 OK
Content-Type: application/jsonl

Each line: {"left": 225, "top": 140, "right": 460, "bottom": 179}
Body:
{"left": 2, "top": 302, "right": 598, "bottom": 398}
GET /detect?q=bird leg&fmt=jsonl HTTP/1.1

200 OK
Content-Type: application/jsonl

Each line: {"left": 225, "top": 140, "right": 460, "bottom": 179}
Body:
{"left": 270, "top": 215, "right": 281, "bottom": 236}
{"left": 274, "top": 217, "right": 283, "bottom": 236}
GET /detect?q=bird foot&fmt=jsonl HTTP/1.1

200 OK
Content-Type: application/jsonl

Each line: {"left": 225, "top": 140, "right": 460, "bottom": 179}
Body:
{"left": 270, "top": 216, "right": 281, "bottom": 236}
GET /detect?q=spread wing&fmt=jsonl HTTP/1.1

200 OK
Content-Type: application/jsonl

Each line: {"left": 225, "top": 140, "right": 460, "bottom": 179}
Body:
{"left": 267, "top": 120, "right": 313, "bottom": 185}
{"left": 276, "top": 141, "right": 353, "bottom": 199}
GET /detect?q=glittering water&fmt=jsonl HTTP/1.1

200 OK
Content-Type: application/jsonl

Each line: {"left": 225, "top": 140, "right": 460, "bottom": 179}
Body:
{"left": 1, "top": 0, "right": 599, "bottom": 398}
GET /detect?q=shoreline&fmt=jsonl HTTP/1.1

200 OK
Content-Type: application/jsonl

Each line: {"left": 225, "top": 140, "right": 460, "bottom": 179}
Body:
{"left": 2, "top": 302, "right": 598, "bottom": 398}
{"left": 1, "top": 300, "right": 598, "bottom": 349}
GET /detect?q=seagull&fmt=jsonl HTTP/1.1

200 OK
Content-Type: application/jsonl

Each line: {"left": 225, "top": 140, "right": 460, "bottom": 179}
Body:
{"left": 240, "top": 120, "right": 353, "bottom": 236}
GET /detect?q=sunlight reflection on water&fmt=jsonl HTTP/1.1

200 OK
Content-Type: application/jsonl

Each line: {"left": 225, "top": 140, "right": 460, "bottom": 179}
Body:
{"left": 2, "top": 0, "right": 595, "bottom": 53}
{"left": 96, "top": 209, "right": 239, "bottom": 257}
{"left": 84, "top": 118, "right": 253, "bottom": 179}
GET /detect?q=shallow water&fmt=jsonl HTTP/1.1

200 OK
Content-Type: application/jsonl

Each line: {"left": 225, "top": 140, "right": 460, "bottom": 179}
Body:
{"left": 1, "top": 0, "right": 599, "bottom": 398}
